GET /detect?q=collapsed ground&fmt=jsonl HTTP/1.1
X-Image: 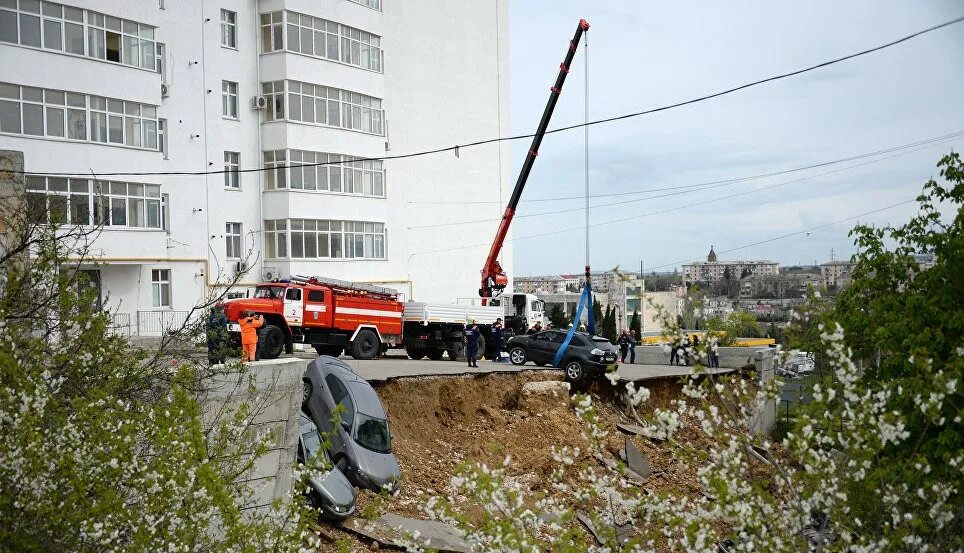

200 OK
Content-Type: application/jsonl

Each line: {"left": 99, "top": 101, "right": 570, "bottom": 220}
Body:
{"left": 316, "top": 371, "right": 771, "bottom": 551}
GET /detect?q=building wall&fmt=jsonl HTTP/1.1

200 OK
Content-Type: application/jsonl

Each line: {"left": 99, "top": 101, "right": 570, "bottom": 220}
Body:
{"left": 0, "top": 0, "right": 510, "bottom": 328}
{"left": 682, "top": 260, "right": 779, "bottom": 284}
{"left": 641, "top": 290, "right": 682, "bottom": 332}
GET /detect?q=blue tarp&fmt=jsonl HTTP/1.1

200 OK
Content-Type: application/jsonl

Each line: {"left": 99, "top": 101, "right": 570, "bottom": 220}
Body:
{"left": 552, "top": 282, "right": 594, "bottom": 367}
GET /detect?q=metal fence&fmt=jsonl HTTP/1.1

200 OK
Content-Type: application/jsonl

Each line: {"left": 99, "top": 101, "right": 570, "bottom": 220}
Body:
{"left": 135, "top": 310, "right": 193, "bottom": 336}
{"left": 108, "top": 312, "right": 134, "bottom": 338}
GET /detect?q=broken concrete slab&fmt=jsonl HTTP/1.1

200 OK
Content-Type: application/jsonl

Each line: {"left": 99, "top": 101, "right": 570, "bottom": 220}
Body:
{"left": 593, "top": 449, "right": 649, "bottom": 486}
{"left": 576, "top": 511, "right": 632, "bottom": 546}
{"left": 341, "top": 513, "right": 472, "bottom": 553}
{"left": 622, "top": 438, "right": 653, "bottom": 480}
{"left": 519, "top": 380, "right": 570, "bottom": 412}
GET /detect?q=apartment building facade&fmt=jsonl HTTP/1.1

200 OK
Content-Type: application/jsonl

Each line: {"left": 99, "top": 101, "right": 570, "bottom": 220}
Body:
{"left": 0, "top": 0, "right": 511, "bottom": 334}
{"left": 682, "top": 246, "right": 779, "bottom": 285}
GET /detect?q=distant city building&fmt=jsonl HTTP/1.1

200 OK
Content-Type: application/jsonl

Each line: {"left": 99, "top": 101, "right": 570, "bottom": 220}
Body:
{"left": 740, "top": 272, "right": 823, "bottom": 299}
{"left": 820, "top": 260, "right": 854, "bottom": 288}
{"left": 526, "top": 269, "right": 644, "bottom": 328}
{"left": 682, "top": 246, "right": 779, "bottom": 285}
{"left": 515, "top": 275, "right": 566, "bottom": 295}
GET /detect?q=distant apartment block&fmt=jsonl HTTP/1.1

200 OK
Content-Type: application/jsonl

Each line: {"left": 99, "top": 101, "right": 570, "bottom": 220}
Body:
{"left": 682, "top": 246, "right": 779, "bottom": 285}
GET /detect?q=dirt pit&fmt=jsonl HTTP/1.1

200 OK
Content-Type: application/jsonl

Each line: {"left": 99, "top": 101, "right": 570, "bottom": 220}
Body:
{"left": 316, "top": 371, "right": 736, "bottom": 551}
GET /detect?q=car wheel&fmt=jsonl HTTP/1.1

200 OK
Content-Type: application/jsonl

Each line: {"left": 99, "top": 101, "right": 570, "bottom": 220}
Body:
{"left": 564, "top": 359, "right": 586, "bottom": 384}
{"left": 426, "top": 349, "right": 444, "bottom": 361}
{"left": 260, "top": 325, "right": 285, "bottom": 359}
{"left": 509, "top": 347, "right": 527, "bottom": 366}
{"left": 406, "top": 347, "right": 426, "bottom": 360}
{"left": 302, "top": 378, "right": 312, "bottom": 405}
{"left": 313, "top": 345, "right": 343, "bottom": 357}
{"left": 349, "top": 329, "right": 380, "bottom": 360}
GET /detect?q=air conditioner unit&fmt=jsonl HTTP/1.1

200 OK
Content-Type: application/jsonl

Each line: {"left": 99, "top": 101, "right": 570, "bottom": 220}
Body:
{"left": 263, "top": 267, "right": 277, "bottom": 281}
{"left": 234, "top": 260, "right": 248, "bottom": 275}
{"left": 160, "top": 82, "right": 170, "bottom": 98}
{"left": 251, "top": 95, "right": 267, "bottom": 110}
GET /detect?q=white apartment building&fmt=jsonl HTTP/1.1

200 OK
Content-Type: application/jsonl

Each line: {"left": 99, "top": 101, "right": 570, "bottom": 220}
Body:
{"left": 0, "top": 0, "right": 511, "bottom": 334}
{"left": 682, "top": 246, "right": 779, "bottom": 285}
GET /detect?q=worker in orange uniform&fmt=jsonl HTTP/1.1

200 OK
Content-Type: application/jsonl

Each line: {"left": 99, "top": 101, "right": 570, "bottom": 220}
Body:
{"left": 238, "top": 310, "right": 264, "bottom": 362}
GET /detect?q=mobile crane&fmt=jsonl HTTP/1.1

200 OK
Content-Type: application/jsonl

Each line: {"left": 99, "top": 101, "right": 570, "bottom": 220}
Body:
{"left": 479, "top": 18, "right": 590, "bottom": 302}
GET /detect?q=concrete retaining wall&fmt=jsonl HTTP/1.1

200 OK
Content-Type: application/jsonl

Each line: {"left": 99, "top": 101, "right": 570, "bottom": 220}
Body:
{"left": 632, "top": 345, "right": 771, "bottom": 369}
{"left": 199, "top": 358, "right": 306, "bottom": 512}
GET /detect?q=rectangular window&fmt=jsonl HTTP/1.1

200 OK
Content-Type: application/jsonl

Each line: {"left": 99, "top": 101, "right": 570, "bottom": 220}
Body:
{"left": 220, "top": 9, "right": 236, "bottom": 48}
{"left": 262, "top": 218, "right": 386, "bottom": 259}
{"left": 224, "top": 151, "right": 240, "bottom": 188}
{"left": 221, "top": 80, "right": 238, "bottom": 119}
{"left": 26, "top": 176, "right": 163, "bottom": 229}
{"left": 157, "top": 118, "right": 167, "bottom": 158}
{"left": 261, "top": 149, "right": 385, "bottom": 197}
{"left": 151, "top": 269, "right": 171, "bottom": 307}
{"left": 263, "top": 80, "right": 382, "bottom": 134}
{"left": 276, "top": 10, "right": 383, "bottom": 72}
{"left": 225, "top": 222, "right": 242, "bottom": 258}
{"left": 259, "top": 11, "right": 283, "bottom": 53}
{"left": 347, "top": 0, "right": 382, "bottom": 10}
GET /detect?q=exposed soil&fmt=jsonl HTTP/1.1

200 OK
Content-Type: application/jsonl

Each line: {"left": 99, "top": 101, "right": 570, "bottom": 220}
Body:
{"left": 316, "top": 371, "right": 775, "bottom": 551}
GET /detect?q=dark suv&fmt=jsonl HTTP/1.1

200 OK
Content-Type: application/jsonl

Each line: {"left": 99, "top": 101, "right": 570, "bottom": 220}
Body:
{"left": 506, "top": 330, "right": 618, "bottom": 386}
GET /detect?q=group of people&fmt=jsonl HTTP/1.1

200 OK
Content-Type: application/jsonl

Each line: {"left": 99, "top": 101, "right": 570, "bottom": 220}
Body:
{"left": 669, "top": 334, "right": 720, "bottom": 368}
{"left": 206, "top": 307, "right": 266, "bottom": 365}
{"left": 463, "top": 317, "right": 508, "bottom": 368}
{"left": 617, "top": 329, "right": 638, "bottom": 364}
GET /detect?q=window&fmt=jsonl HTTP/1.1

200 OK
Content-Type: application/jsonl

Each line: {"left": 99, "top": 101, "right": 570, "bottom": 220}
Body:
{"left": 285, "top": 288, "right": 301, "bottom": 300}
{"left": 221, "top": 81, "right": 238, "bottom": 119}
{"left": 262, "top": 149, "right": 385, "bottom": 197}
{"left": 157, "top": 118, "right": 167, "bottom": 158}
{"left": 347, "top": 0, "right": 382, "bottom": 10}
{"left": 225, "top": 222, "right": 242, "bottom": 258}
{"left": 261, "top": 11, "right": 382, "bottom": 71}
{"left": 151, "top": 269, "right": 171, "bottom": 307}
{"left": 0, "top": 3, "right": 157, "bottom": 70}
{"left": 220, "top": 9, "right": 236, "bottom": 48}
{"left": 224, "top": 151, "right": 239, "bottom": 188}
{"left": 307, "top": 290, "right": 325, "bottom": 302}
{"left": 26, "top": 176, "right": 162, "bottom": 229}
{"left": 260, "top": 79, "right": 383, "bottom": 134}
{"left": 324, "top": 374, "right": 354, "bottom": 427}
{"left": 0, "top": 82, "right": 157, "bottom": 148}
{"left": 265, "top": 218, "right": 386, "bottom": 259}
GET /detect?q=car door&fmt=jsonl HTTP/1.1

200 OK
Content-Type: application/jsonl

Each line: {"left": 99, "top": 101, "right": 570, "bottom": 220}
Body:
{"left": 284, "top": 287, "right": 304, "bottom": 326}
{"left": 527, "top": 331, "right": 558, "bottom": 364}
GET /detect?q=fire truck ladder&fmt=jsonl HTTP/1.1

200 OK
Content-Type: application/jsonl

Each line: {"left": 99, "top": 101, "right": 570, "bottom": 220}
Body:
{"left": 289, "top": 275, "right": 399, "bottom": 299}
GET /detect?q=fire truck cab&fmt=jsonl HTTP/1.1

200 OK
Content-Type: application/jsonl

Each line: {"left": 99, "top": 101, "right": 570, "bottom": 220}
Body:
{"left": 223, "top": 276, "right": 402, "bottom": 360}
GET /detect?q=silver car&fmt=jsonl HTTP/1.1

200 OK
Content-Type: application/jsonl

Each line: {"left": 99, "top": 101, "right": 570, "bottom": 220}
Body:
{"left": 303, "top": 356, "right": 401, "bottom": 493}
{"left": 297, "top": 412, "right": 356, "bottom": 521}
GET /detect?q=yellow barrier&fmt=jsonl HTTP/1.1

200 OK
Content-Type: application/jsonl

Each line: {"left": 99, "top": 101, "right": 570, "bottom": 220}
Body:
{"left": 638, "top": 334, "right": 775, "bottom": 347}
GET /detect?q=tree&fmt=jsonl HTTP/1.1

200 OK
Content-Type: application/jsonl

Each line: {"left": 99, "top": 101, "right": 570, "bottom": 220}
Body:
{"left": 722, "top": 266, "right": 732, "bottom": 281}
{"left": 0, "top": 173, "right": 318, "bottom": 551}
{"left": 599, "top": 304, "right": 617, "bottom": 342}
{"left": 592, "top": 297, "right": 603, "bottom": 327}
{"left": 547, "top": 304, "right": 568, "bottom": 329}
{"left": 629, "top": 309, "right": 641, "bottom": 340}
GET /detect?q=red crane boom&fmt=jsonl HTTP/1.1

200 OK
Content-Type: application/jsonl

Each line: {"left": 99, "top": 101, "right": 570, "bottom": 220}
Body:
{"left": 479, "top": 18, "right": 590, "bottom": 299}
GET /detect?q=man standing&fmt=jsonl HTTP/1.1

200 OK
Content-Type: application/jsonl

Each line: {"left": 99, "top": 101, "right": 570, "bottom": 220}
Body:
{"left": 629, "top": 329, "right": 637, "bottom": 364}
{"left": 238, "top": 310, "right": 264, "bottom": 363}
{"left": 491, "top": 318, "right": 505, "bottom": 363}
{"left": 465, "top": 319, "right": 480, "bottom": 368}
{"left": 618, "top": 330, "right": 630, "bottom": 363}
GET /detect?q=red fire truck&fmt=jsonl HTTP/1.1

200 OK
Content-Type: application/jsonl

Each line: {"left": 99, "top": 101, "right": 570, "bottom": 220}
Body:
{"left": 222, "top": 275, "right": 544, "bottom": 361}
{"left": 223, "top": 275, "right": 403, "bottom": 360}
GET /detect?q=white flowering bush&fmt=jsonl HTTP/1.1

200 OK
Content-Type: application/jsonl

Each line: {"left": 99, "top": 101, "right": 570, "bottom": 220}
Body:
{"left": 0, "top": 216, "right": 322, "bottom": 551}
{"left": 419, "top": 153, "right": 963, "bottom": 552}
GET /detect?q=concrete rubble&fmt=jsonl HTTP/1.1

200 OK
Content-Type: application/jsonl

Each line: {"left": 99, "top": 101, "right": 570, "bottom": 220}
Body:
{"left": 341, "top": 513, "right": 472, "bottom": 553}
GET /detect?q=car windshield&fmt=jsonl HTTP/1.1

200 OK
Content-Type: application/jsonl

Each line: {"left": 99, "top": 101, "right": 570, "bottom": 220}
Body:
{"left": 302, "top": 428, "right": 323, "bottom": 460}
{"left": 254, "top": 286, "right": 285, "bottom": 299}
{"left": 354, "top": 412, "right": 392, "bottom": 454}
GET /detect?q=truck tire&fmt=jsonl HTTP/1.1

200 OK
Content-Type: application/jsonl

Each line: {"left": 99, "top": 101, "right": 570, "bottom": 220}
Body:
{"left": 447, "top": 342, "right": 465, "bottom": 361}
{"left": 313, "top": 345, "right": 343, "bottom": 357}
{"left": 260, "top": 325, "right": 285, "bottom": 359}
{"left": 426, "top": 349, "right": 444, "bottom": 361}
{"left": 406, "top": 347, "right": 426, "bottom": 360}
{"left": 476, "top": 336, "right": 487, "bottom": 360}
{"left": 349, "top": 329, "right": 380, "bottom": 360}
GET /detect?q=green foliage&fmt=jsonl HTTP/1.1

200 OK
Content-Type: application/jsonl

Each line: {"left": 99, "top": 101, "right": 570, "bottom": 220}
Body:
{"left": 600, "top": 304, "right": 617, "bottom": 342}
{"left": 629, "top": 310, "right": 641, "bottom": 340}
{"left": 823, "top": 152, "right": 964, "bottom": 540}
{"left": 0, "top": 222, "right": 317, "bottom": 551}
{"left": 705, "top": 311, "right": 764, "bottom": 345}
{"left": 592, "top": 297, "right": 603, "bottom": 327}
{"left": 547, "top": 304, "right": 569, "bottom": 329}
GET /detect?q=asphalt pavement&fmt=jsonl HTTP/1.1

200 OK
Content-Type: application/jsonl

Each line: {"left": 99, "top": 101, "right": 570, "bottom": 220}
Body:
{"left": 289, "top": 348, "right": 732, "bottom": 383}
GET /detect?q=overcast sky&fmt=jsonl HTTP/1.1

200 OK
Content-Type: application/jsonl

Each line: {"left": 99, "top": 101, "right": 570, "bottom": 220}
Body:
{"left": 503, "top": 0, "right": 964, "bottom": 276}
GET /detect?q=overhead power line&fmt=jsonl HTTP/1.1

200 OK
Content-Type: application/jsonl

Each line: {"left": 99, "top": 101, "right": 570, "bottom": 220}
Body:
{"left": 408, "top": 198, "right": 918, "bottom": 261}
{"left": 406, "top": 134, "right": 958, "bottom": 230}
{"left": 408, "top": 130, "right": 964, "bottom": 205}
{"left": 15, "top": 15, "right": 964, "bottom": 179}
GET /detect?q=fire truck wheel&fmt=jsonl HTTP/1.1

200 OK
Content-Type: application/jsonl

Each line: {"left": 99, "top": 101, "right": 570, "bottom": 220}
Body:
{"left": 349, "top": 329, "right": 380, "bottom": 360}
{"left": 406, "top": 348, "right": 426, "bottom": 360}
{"left": 426, "top": 349, "right": 444, "bottom": 361}
{"left": 260, "top": 325, "right": 285, "bottom": 359}
{"left": 447, "top": 342, "right": 465, "bottom": 361}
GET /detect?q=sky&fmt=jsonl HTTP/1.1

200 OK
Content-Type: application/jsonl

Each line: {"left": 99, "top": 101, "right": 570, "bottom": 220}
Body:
{"left": 501, "top": 0, "right": 964, "bottom": 276}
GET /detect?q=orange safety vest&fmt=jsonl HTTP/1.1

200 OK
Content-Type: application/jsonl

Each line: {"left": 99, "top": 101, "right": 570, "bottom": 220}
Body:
{"left": 238, "top": 316, "right": 264, "bottom": 344}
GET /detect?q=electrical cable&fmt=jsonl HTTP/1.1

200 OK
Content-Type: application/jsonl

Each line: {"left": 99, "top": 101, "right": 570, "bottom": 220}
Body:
{"left": 409, "top": 197, "right": 919, "bottom": 261}
{"left": 406, "top": 135, "right": 955, "bottom": 230}
{"left": 13, "top": 15, "right": 963, "bottom": 179}
{"left": 409, "top": 130, "right": 964, "bottom": 204}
